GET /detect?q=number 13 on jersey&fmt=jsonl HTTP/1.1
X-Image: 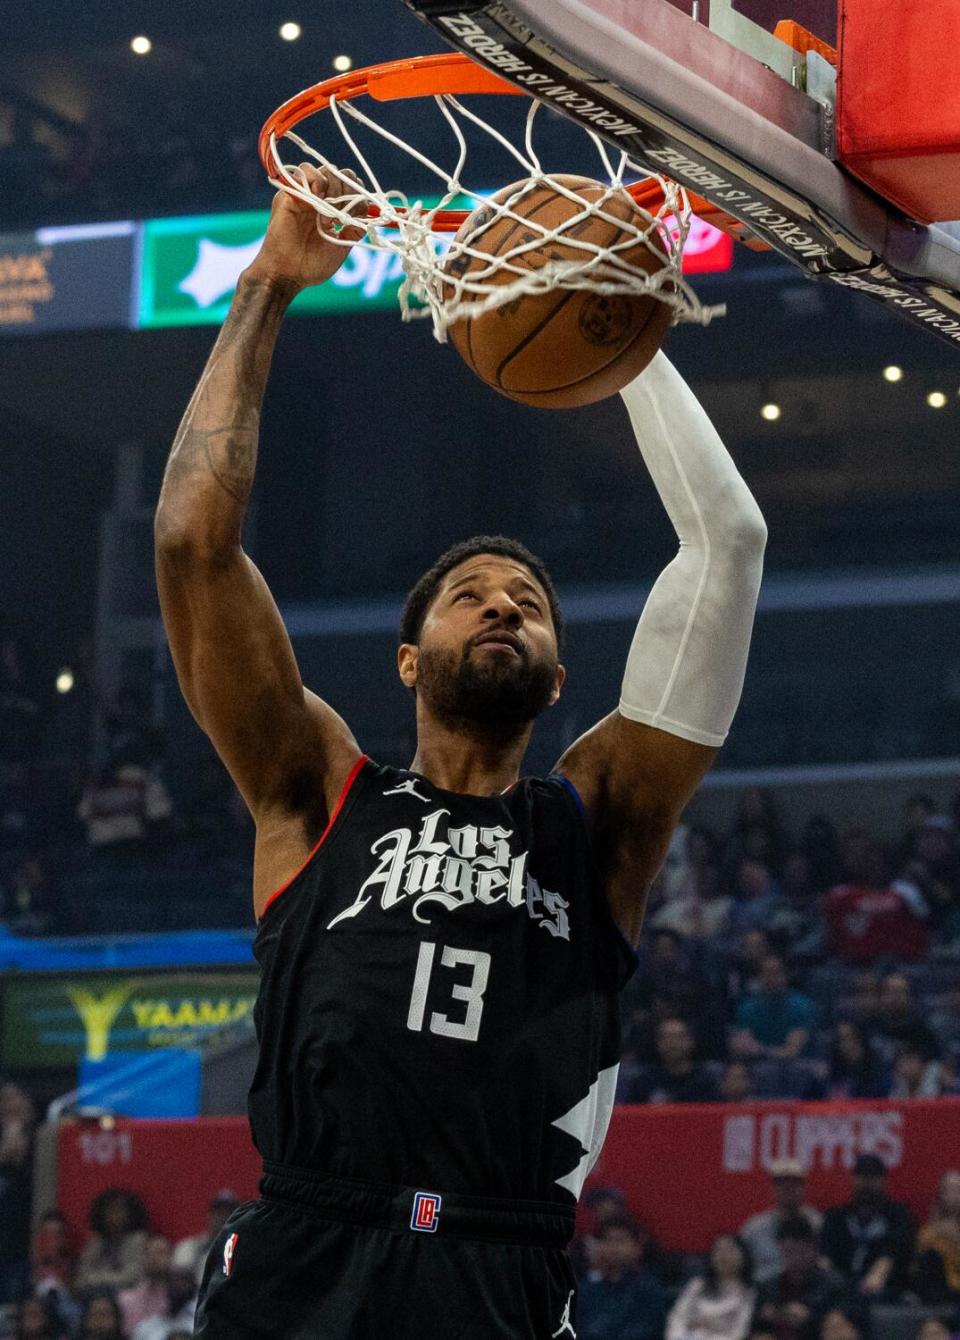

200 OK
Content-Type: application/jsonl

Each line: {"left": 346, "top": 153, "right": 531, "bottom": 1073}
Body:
{"left": 406, "top": 941, "right": 491, "bottom": 1043}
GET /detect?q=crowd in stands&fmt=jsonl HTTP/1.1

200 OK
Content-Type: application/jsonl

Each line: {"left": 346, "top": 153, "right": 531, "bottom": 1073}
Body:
{"left": 617, "top": 782, "right": 960, "bottom": 1108}
{"left": 0, "top": 618, "right": 253, "bottom": 936}
{"left": 4, "top": 1147, "right": 960, "bottom": 1337}
{"left": 0, "top": 1170, "right": 240, "bottom": 1339}
{"left": 571, "top": 1156, "right": 960, "bottom": 1340}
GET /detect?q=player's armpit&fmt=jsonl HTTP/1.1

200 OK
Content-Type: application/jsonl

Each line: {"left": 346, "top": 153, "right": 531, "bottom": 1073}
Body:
{"left": 156, "top": 539, "right": 360, "bottom": 822}
{"left": 555, "top": 710, "right": 717, "bottom": 943}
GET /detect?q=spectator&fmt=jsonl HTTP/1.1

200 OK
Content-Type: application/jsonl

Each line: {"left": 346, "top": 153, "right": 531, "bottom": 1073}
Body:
{"left": 825, "top": 845, "right": 929, "bottom": 963}
{"left": 732, "top": 955, "right": 816, "bottom": 1059}
{"left": 118, "top": 1235, "right": 172, "bottom": 1335}
{"left": 658, "top": 825, "right": 721, "bottom": 904}
{"left": 917, "top": 1323, "right": 951, "bottom": 1340}
{"left": 726, "top": 932, "right": 774, "bottom": 1003}
{"left": 891, "top": 793, "right": 937, "bottom": 872}
{"left": 76, "top": 761, "right": 172, "bottom": 857}
{"left": 755, "top": 1216, "right": 848, "bottom": 1340}
{"left": 74, "top": 1190, "right": 148, "bottom": 1297}
{"left": 902, "top": 816, "right": 960, "bottom": 940}
{"left": 915, "top": 1169, "right": 960, "bottom": 1303}
{"left": 171, "top": 1189, "right": 240, "bottom": 1287}
{"left": 570, "top": 1185, "right": 632, "bottom": 1278}
{"left": 665, "top": 1235, "right": 755, "bottom": 1340}
{"left": 31, "top": 1210, "right": 79, "bottom": 1333}
{"left": 32, "top": 1210, "right": 74, "bottom": 1293}
{"left": 624, "top": 1018, "right": 718, "bottom": 1104}
{"left": 847, "top": 972, "right": 883, "bottom": 1030}
{"left": 77, "top": 1292, "right": 124, "bottom": 1340}
{"left": 719, "top": 1061, "right": 755, "bottom": 1104}
{"left": 725, "top": 788, "right": 787, "bottom": 876}
{"left": 800, "top": 817, "right": 843, "bottom": 895}
{"left": 931, "top": 986, "right": 960, "bottom": 1053}
{"left": 870, "top": 974, "right": 941, "bottom": 1062}
{"left": 820, "top": 1153, "right": 915, "bottom": 1299}
{"left": 644, "top": 931, "right": 713, "bottom": 1007}
{"left": 12, "top": 1294, "right": 69, "bottom": 1340}
{"left": 576, "top": 1215, "right": 667, "bottom": 1340}
{"left": 819, "top": 1308, "right": 866, "bottom": 1340}
{"left": 890, "top": 1047, "right": 953, "bottom": 1099}
{"left": 0, "top": 1082, "right": 35, "bottom": 1305}
{"left": 642, "top": 940, "right": 728, "bottom": 1063}
{"left": 130, "top": 1260, "right": 197, "bottom": 1340}
{"left": 727, "top": 862, "right": 785, "bottom": 940}
{"left": 826, "top": 1022, "right": 889, "bottom": 1100}
{"left": 768, "top": 853, "right": 825, "bottom": 959}
{"left": 739, "top": 1160, "right": 824, "bottom": 1284}
{"left": 650, "top": 859, "right": 732, "bottom": 940}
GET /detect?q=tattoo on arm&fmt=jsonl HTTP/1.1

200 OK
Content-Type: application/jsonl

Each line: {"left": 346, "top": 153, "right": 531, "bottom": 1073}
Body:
{"left": 158, "top": 276, "right": 294, "bottom": 533}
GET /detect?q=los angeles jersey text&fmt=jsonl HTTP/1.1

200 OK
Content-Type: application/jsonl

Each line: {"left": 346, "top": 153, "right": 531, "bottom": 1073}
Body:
{"left": 249, "top": 758, "right": 637, "bottom": 1211}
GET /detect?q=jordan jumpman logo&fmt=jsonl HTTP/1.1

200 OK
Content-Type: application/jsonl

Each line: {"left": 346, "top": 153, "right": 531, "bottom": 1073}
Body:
{"left": 383, "top": 778, "right": 431, "bottom": 804}
{"left": 551, "top": 1290, "right": 577, "bottom": 1338}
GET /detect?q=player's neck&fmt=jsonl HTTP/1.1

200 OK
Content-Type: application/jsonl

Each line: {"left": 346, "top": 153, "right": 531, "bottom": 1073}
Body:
{"left": 409, "top": 718, "right": 531, "bottom": 797}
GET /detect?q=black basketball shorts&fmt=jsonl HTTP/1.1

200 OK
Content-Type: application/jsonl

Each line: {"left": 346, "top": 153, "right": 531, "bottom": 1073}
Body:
{"left": 192, "top": 1165, "right": 578, "bottom": 1340}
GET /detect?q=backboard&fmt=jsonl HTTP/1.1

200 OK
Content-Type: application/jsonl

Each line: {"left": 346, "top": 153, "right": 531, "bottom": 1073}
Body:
{"left": 665, "top": 0, "right": 836, "bottom": 78}
{"left": 403, "top": 0, "right": 960, "bottom": 348}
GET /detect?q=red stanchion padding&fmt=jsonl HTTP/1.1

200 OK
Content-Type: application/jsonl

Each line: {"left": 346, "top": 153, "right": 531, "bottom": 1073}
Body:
{"left": 837, "top": 0, "right": 960, "bottom": 223}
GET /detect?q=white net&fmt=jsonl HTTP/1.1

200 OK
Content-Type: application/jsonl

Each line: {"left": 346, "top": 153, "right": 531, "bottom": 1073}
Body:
{"left": 266, "top": 91, "right": 725, "bottom": 341}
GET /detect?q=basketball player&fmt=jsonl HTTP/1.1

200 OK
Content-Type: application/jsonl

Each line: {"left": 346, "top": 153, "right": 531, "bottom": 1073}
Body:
{"left": 156, "top": 166, "right": 767, "bottom": 1338}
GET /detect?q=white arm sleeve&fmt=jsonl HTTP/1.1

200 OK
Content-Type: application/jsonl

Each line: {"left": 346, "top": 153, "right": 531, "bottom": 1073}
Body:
{"left": 618, "top": 351, "right": 767, "bottom": 747}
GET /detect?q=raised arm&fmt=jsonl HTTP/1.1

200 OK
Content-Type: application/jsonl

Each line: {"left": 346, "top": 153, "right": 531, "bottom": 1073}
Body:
{"left": 557, "top": 351, "right": 767, "bottom": 942}
{"left": 155, "top": 166, "right": 363, "bottom": 873}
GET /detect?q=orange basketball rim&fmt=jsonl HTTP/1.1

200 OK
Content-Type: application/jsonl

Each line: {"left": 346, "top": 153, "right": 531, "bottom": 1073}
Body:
{"left": 258, "top": 52, "right": 769, "bottom": 247}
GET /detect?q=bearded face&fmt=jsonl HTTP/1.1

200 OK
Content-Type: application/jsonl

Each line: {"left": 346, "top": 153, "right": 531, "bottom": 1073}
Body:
{"left": 400, "top": 554, "right": 564, "bottom": 731}
{"left": 415, "top": 636, "right": 559, "bottom": 729}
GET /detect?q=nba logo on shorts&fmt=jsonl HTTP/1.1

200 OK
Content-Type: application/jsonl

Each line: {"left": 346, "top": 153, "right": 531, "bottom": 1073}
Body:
{"left": 222, "top": 1232, "right": 239, "bottom": 1276}
{"left": 410, "top": 1191, "right": 441, "bottom": 1232}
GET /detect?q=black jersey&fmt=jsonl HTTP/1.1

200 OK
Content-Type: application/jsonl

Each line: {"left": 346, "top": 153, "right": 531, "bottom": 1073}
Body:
{"left": 248, "top": 757, "right": 636, "bottom": 1216}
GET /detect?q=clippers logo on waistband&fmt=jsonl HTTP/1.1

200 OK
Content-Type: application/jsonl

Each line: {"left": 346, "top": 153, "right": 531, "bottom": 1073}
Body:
{"left": 411, "top": 1191, "right": 441, "bottom": 1233}
{"left": 222, "top": 1232, "right": 238, "bottom": 1276}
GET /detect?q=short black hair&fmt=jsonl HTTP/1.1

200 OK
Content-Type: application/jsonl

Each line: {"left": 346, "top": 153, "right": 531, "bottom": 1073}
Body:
{"left": 596, "top": 1214, "right": 643, "bottom": 1241}
{"left": 88, "top": 1187, "right": 149, "bottom": 1236}
{"left": 399, "top": 535, "right": 564, "bottom": 649}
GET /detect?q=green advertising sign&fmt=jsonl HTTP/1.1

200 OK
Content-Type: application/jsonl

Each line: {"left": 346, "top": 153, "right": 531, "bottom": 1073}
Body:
{"left": 138, "top": 205, "right": 458, "bottom": 329}
{"left": 1, "top": 969, "right": 259, "bottom": 1069}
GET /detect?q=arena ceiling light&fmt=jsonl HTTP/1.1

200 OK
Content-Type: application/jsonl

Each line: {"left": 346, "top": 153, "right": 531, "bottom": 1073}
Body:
{"left": 332, "top": 54, "right": 353, "bottom": 72}
{"left": 55, "top": 668, "right": 75, "bottom": 694}
{"left": 130, "top": 35, "right": 152, "bottom": 55}
{"left": 883, "top": 365, "right": 904, "bottom": 382}
{"left": 926, "top": 391, "right": 948, "bottom": 409}
{"left": 279, "top": 21, "right": 302, "bottom": 41}
{"left": 760, "top": 403, "right": 782, "bottom": 421}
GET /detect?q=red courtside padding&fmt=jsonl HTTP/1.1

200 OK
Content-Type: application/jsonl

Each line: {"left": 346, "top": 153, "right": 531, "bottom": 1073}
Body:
{"left": 837, "top": 0, "right": 960, "bottom": 222}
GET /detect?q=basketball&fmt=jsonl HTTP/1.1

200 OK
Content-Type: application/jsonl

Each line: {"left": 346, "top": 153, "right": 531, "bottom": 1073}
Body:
{"left": 443, "top": 175, "right": 673, "bottom": 409}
